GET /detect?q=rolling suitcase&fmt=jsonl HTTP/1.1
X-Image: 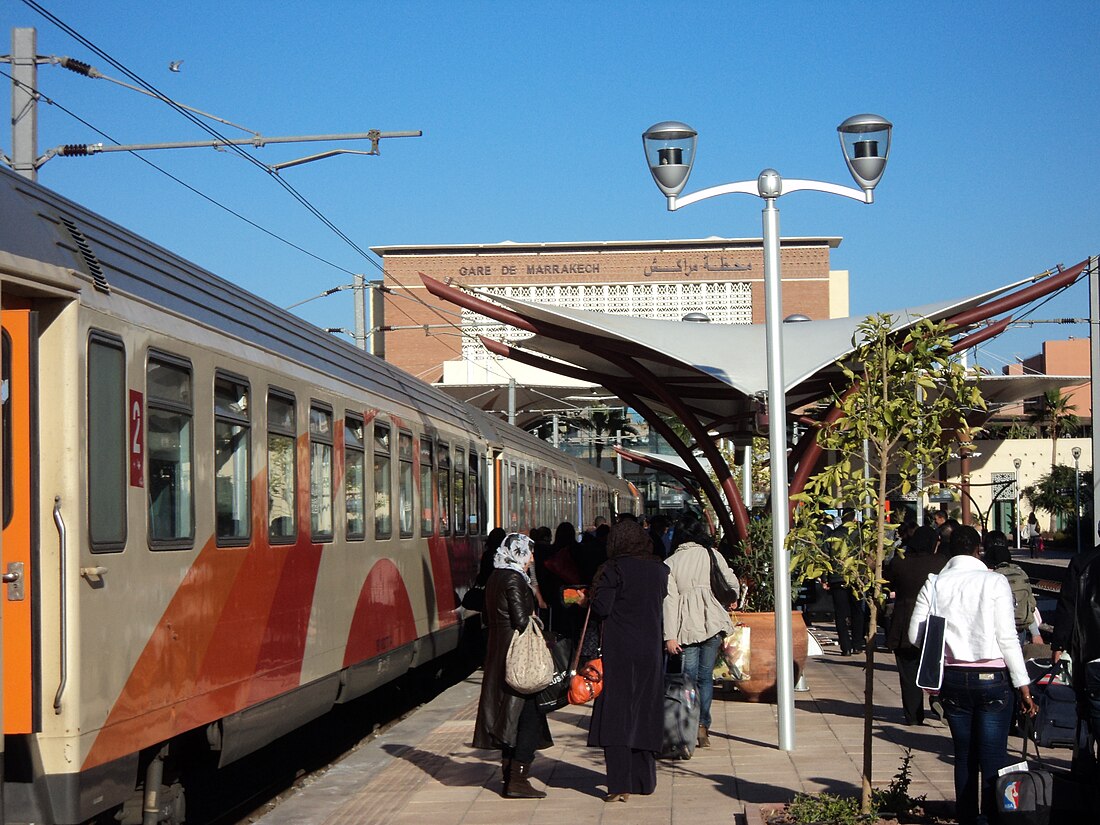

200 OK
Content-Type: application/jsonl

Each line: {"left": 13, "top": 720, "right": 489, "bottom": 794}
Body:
{"left": 660, "top": 658, "right": 699, "bottom": 760}
{"left": 1033, "top": 661, "right": 1078, "bottom": 750}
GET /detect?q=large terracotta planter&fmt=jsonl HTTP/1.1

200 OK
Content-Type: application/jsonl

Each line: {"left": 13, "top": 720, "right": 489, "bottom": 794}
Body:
{"left": 715, "top": 611, "right": 809, "bottom": 703}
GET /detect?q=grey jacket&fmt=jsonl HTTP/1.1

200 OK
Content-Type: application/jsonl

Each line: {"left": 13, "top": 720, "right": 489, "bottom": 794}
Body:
{"left": 663, "top": 542, "right": 739, "bottom": 646}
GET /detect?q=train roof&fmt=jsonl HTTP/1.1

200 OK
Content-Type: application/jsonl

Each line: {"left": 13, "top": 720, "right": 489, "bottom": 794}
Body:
{"left": 0, "top": 165, "right": 493, "bottom": 431}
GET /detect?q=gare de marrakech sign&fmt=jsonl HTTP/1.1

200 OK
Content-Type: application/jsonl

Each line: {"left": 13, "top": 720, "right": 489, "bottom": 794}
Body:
{"left": 452, "top": 254, "right": 753, "bottom": 280}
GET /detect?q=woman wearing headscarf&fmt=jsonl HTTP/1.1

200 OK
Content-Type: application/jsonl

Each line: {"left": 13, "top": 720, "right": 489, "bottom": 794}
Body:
{"left": 885, "top": 525, "right": 947, "bottom": 725}
{"left": 586, "top": 520, "right": 669, "bottom": 802}
{"left": 471, "top": 533, "right": 553, "bottom": 798}
{"left": 909, "top": 525, "right": 1038, "bottom": 825}
{"left": 663, "top": 519, "right": 740, "bottom": 749}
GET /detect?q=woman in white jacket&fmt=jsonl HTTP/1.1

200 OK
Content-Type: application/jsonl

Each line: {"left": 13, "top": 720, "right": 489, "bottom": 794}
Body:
{"left": 663, "top": 521, "right": 740, "bottom": 748}
{"left": 908, "top": 525, "right": 1038, "bottom": 825}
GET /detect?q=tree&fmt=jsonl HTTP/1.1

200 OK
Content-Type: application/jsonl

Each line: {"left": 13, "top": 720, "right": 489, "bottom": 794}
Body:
{"left": 1023, "top": 464, "right": 1093, "bottom": 535}
{"left": 1029, "top": 389, "right": 1079, "bottom": 469}
{"left": 787, "top": 314, "right": 984, "bottom": 813}
{"left": 588, "top": 406, "right": 638, "bottom": 471}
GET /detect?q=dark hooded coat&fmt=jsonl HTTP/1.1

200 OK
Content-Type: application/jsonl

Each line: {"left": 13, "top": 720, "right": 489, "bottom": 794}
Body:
{"left": 885, "top": 526, "right": 947, "bottom": 651}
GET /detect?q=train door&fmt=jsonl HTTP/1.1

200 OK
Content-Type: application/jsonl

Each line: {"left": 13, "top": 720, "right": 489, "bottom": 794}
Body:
{"left": 2, "top": 309, "right": 37, "bottom": 736}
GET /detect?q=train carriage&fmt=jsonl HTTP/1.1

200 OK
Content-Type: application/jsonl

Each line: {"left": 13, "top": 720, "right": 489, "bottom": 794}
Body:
{"left": 0, "top": 165, "right": 639, "bottom": 824}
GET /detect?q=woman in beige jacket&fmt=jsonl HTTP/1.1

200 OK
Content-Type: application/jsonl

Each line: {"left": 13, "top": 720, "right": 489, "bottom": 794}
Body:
{"left": 663, "top": 521, "right": 740, "bottom": 747}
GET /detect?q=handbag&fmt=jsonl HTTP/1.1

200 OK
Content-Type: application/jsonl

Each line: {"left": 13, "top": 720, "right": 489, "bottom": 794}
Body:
{"left": 915, "top": 577, "right": 946, "bottom": 691}
{"left": 709, "top": 549, "right": 739, "bottom": 608}
{"left": 536, "top": 631, "right": 575, "bottom": 713}
{"left": 504, "top": 615, "right": 555, "bottom": 694}
{"left": 567, "top": 605, "right": 604, "bottom": 705}
{"left": 720, "top": 620, "right": 751, "bottom": 681}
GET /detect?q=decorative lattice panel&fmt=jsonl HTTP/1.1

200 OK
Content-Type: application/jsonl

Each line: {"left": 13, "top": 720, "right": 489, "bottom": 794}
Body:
{"left": 461, "top": 281, "right": 753, "bottom": 361}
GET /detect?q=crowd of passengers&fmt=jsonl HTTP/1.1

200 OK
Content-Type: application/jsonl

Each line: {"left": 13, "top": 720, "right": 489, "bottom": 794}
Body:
{"left": 468, "top": 509, "right": 1100, "bottom": 824}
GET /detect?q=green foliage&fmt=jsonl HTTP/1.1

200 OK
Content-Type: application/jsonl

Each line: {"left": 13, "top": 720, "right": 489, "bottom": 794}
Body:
{"left": 783, "top": 792, "right": 872, "bottom": 825}
{"left": 1023, "top": 465, "right": 1093, "bottom": 524}
{"left": 870, "top": 749, "right": 926, "bottom": 818}
{"left": 783, "top": 314, "right": 984, "bottom": 813}
{"left": 729, "top": 514, "right": 786, "bottom": 612}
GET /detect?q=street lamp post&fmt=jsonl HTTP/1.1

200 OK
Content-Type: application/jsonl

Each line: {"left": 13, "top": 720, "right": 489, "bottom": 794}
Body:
{"left": 1073, "top": 446, "right": 1082, "bottom": 554}
{"left": 1013, "top": 458, "right": 1023, "bottom": 551}
{"left": 641, "top": 114, "right": 892, "bottom": 752}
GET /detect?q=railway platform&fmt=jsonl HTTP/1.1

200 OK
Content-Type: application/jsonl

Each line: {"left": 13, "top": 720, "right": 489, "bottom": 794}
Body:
{"left": 250, "top": 611, "right": 1076, "bottom": 825}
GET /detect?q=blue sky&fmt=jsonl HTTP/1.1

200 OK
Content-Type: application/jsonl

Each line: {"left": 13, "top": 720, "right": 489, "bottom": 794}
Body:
{"left": 3, "top": 1, "right": 1098, "bottom": 373}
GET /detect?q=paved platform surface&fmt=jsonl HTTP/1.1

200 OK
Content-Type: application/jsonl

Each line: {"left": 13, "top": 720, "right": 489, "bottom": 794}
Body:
{"left": 252, "top": 615, "right": 1075, "bottom": 825}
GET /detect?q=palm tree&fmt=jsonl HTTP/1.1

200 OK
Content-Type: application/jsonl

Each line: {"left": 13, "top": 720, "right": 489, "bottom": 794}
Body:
{"left": 589, "top": 407, "right": 638, "bottom": 471}
{"left": 1029, "top": 389, "right": 1079, "bottom": 468}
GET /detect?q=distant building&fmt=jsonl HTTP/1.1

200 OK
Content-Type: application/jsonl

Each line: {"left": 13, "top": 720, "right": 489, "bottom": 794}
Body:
{"left": 999, "top": 337, "right": 1090, "bottom": 432}
{"left": 372, "top": 237, "right": 850, "bottom": 386}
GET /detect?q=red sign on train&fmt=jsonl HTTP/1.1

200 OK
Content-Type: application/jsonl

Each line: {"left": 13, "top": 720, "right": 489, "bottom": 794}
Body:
{"left": 129, "top": 389, "right": 144, "bottom": 487}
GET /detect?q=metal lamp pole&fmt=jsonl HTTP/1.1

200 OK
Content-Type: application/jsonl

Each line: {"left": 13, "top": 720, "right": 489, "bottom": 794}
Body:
{"left": 1014, "top": 457, "right": 1022, "bottom": 551}
{"left": 642, "top": 115, "right": 892, "bottom": 752}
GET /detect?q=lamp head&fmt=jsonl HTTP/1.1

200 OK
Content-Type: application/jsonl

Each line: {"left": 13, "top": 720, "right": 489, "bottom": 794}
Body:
{"left": 643, "top": 121, "right": 697, "bottom": 197}
{"left": 838, "top": 114, "right": 892, "bottom": 199}
{"left": 1072, "top": 446, "right": 1082, "bottom": 460}
{"left": 1013, "top": 458, "right": 1022, "bottom": 469}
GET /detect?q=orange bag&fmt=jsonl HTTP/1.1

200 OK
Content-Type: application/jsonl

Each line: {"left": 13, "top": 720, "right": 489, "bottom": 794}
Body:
{"left": 566, "top": 604, "right": 603, "bottom": 705}
{"left": 568, "top": 658, "right": 603, "bottom": 704}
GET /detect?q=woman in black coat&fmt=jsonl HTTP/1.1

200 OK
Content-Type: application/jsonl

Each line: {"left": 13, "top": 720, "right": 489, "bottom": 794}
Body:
{"left": 587, "top": 520, "right": 669, "bottom": 802}
{"left": 885, "top": 524, "right": 946, "bottom": 724}
{"left": 471, "top": 533, "right": 553, "bottom": 798}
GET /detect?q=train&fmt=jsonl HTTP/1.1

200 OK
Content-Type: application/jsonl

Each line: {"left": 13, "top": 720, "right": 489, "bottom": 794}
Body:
{"left": 0, "top": 164, "right": 640, "bottom": 824}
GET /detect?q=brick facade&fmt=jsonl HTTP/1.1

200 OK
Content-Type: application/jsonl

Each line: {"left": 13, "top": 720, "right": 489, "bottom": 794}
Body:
{"left": 373, "top": 237, "right": 845, "bottom": 382}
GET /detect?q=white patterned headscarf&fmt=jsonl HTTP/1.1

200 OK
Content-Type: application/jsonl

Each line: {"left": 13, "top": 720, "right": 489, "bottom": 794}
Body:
{"left": 494, "top": 532, "right": 534, "bottom": 582}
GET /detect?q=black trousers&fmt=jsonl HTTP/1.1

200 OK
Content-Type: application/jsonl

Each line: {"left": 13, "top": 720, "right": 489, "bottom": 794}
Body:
{"left": 603, "top": 746, "right": 657, "bottom": 795}
{"left": 894, "top": 647, "right": 926, "bottom": 723}
{"left": 503, "top": 697, "right": 541, "bottom": 764}
{"left": 830, "top": 585, "right": 866, "bottom": 653}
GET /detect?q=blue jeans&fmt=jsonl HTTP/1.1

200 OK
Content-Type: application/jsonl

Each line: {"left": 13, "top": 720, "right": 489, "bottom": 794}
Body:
{"left": 681, "top": 634, "right": 722, "bottom": 730}
{"left": 940, "top": 668, "right": 1015, "bottom": 825}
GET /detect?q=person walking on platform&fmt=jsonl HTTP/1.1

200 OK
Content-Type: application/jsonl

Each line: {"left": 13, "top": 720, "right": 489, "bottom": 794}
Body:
{"left": 663, "top": 519, "right": 739, "bottom": 749}
{"left": 909, "top": 525, "right": 1038, "bottom": 825}
{"left": 983, "top": 530, "right": 1043, "bottom": 645}
{"left": 472, "top": 533, "right": 553, "bottom": 799}
{"left": 886, "top": 525, "right": 946, "bottom": 724}
{"left": 586, "top": 520, "right": 669, "bottom": 802}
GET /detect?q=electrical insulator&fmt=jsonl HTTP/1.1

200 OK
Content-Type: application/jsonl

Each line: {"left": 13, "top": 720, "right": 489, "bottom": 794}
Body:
{"left": 59, "top": 145, "right": 91, "bottom": 157}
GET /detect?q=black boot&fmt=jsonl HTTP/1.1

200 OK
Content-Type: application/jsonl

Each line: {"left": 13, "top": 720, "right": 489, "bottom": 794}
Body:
{"left": 501, "top": 758, "right": 512, "bottom": 791}
{"left": 504, "top": 761, "right": 546, "bottom": 799}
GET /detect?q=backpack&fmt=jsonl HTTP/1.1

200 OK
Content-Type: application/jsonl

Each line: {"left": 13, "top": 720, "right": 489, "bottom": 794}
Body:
{"left": 999, "top": 563, "right": 1036, "bottom": 633}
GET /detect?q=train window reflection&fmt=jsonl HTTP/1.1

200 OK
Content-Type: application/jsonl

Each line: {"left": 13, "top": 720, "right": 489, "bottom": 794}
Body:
{"left": 147, "top": 355, "right": 194, "bottom": 547}
{"left": 267, "top": 391, "right": 296, "bottom": 543}
{"left": 468, "top": 451, "right": 480, "bottom": 536}
{"left": 398, "top": 432, "right": 414, "bottom": 537}
{"left": 454, "top": 447, "right": 466, "bottom": 536}
{"left": 437, "top": 442, "right": 451, "bottom": 536}
{"left": 87, "top": 334, "right": 126, "bottom": 549}
{"left": 373, "top": 422, "right": 392, "bottom": 539}
{"left": 310, "top": 404, "right": 334, "bottom": 542}
{"left": 345, "top": 414, "right": 365, "bottom": 540}
{"left": 214, "top": 374, "right": 250, "bottom": 545}
{"left": 420, "top": 438, "right": 434, "bottom": 536}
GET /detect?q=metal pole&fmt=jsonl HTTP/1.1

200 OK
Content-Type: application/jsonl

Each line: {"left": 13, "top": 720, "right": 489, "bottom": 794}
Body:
{"left": 1075, "top": 455, "right": 1082, "bottom": 555}
{"left": 11, "top": 27, "right": 37, "bottom": 181}
{"left": 1091, "top": 256, "right": 1099, "bottom": 543}
{"left": 552, "top": 413, "right": 560, "bottom": 449}
{"left": 743, "top": 442, "right": 752, "bottom": 511}
{"left": 508, "top": 379, "right": 516, "bottom": 427}
{"left": 916, "top": 383, "right": 924, "bottom": 526}
{"left": 762, "top": 198, "right": 795, "bottom": 751}
{"left": 353, "top": 274, "right": 367, "bottom": 351}
{"left": 616, "top": 430, "right": 623, "bottom": 479}
{"left": 1014, "top": 463, "right": 1022, "bottom": 551}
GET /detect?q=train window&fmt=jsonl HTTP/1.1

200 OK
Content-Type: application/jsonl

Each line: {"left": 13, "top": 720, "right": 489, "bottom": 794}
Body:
{"left": 214, "top": 373, "right": 251, "bottom": 546}
{"left": 419, "top": 437, "right": 434, "bottom": 535}
{"left": 344, "top": 414, "right": 365, "bottom": 540}
{"left": 309, "top": 404, "right": 334, "bottom": 542}
{"left": 468, "top": 451, "right": 480, "bottom": 536}
{"left": 373, "top": 422, "right": 392, "bottom": 539}
{"left": 267, "top": 391, "right": 297, "bottom": 543}
{"left": 519, "top": 465, "right": 528, "bottom": 532}
{"left": 509, "top": 462, "right": 518, "bottom": 531}
{"left": 398, "top": 431, "right": 414, "bottom": 537}
{"left": 147, "top": 354, "right": 194, "bottom": 547}
{"left": 87, "top": 334, "right": 127, "bottom": 550}
{"left": 454, "top": 447, "right": 466, "bottom": 536}
{"left": 437, "top": 442, "right": 451, "bottom": 536}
